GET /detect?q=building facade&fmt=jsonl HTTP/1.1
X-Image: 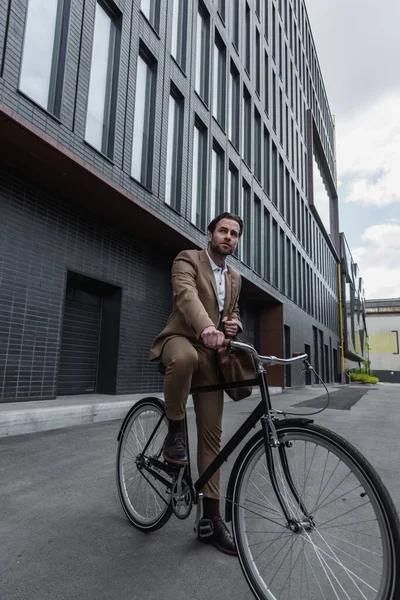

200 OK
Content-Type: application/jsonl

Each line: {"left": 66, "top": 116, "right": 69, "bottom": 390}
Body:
{"left": 340, "top": 233, "right": 369, "bottom": 374}
{"left": 365, "top": 299, "right": 400, "bottom": 383}
{"left": 0, "top": 0, "right": 341, "bottom": 401}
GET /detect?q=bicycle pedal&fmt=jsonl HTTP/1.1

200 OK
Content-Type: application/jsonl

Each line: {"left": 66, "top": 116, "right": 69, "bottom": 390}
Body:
{"left": 198, "top": 518, "right": 214, "bottom": 538}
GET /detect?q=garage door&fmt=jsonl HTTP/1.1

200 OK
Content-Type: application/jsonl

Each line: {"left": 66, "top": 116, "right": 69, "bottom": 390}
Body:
{"left": 57, "top": 294, "right": 101, "bottom": 395}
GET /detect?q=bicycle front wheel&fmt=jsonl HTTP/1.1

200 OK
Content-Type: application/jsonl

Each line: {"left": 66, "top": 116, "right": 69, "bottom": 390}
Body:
{"left": 232, "top": 423, "right": 400, "bottom": 600}
{"left": 116, "top": 397, "right": 173, "bottom": 532}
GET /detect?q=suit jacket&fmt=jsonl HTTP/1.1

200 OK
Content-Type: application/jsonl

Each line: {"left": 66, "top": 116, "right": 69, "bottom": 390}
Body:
{"left": 150, "top": 249, "right": 243, "bottom": 360}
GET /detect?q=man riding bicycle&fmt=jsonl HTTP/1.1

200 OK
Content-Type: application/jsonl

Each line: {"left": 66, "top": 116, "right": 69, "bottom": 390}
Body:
{"left": 150, "top": 212, "right": 243, "bottom": 555}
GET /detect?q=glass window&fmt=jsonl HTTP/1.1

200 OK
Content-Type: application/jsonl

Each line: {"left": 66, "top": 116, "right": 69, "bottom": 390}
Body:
{"left": 231, "top": 0, "right": 239, "bottom": 49}
{"left": 255, "top": 28, "right": 261, "bottom": 96}
{"left": 212, "top": 32, "right": 226, "bottom": 129}
{"left": 272, "top": 71, "right": 277, "bottom": 130}
{"left": 228, "top": 161, "right": 239, "bottom": 215}
{"left": 254, "top": 109, "right": 261, "bottom": 183}
{"left": 263, "top": 209, "right": 271, "bottom": 282}
{"left": 191, "top": 119, "right": 208, "bottom": 230}
{"left": 244, "top": 3, "right": 250, "bottom": 74}
{"left": 263, "top": 126, "right": 270, "bottom": 196}
{"left": 242, "top": 86, "right": 251, "bottom": 166}
{"left": 165, "top": 87, "right": 184, "bottom": 211}
{"left": 19, "top": 0, "right": 71, "bottom": 116}
{"left": 210, "top": 142, "right": 224, "bottom": 220}
{"left": 195, "top": 5, "right": 210, "bottom": 104}
{"left": 272, "top": 219, "right": 278, "bottom": 287}
{"left": 228, "top": 61, "right": 240, "bottom": 150}
{"left": 280, "top": 228, "right": 285, "bottom": 294}
{"left": 217, "top": 0, "right": 225, "bottom": 20}
{"left": 131, "top": 48, "right": 157, "bottom": 188}
{"left": 264, "top": 51, "right": 269, "bottom": 114}
{"left": 264, "top": 0, "right": 269, "bottom": 41}
{"left": 85, "top": 2, "right": 121, "bottom": 157}
{"left": 171, "top": 0, "right": 187, "bottom": 69}
{"left": 242, "top": 181, "right": 251, "bottom": 265}
{"left": 254, "top": 195, "right": 261, "bottom": 274}
{"left": 141, "top": 0, "right": 160, "bottom": 31}
{"left": 271, "top": 142, "right": 277, "bottom": 207}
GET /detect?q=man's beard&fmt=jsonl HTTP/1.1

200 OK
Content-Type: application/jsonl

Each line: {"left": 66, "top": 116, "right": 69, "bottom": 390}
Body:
{"left": 210, "top": 239, "right": 234, "bottom": 256}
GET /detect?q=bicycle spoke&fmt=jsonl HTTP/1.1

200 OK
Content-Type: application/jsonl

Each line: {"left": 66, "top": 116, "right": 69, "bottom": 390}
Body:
{"left": 234, "top": 426, "right": 395, "bottom": 600}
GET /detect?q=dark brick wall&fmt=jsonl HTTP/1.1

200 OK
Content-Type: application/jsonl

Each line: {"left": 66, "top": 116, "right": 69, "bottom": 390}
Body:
{"left": 0, "top": 167, "right": 173, "bottom": 401}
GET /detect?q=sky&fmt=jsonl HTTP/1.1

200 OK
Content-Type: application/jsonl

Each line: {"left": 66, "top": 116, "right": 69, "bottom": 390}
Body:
{"left": 305, "top": 0, "right": 400, "bottom": 300}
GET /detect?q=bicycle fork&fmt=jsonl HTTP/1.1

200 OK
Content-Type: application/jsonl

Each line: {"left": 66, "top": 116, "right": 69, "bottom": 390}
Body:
{"left": 261, "top": 415, "right": 315, "bottom": 532}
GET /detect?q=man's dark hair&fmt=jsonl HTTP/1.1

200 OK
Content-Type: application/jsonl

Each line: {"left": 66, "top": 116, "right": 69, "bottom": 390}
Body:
{"left": 208, "top": 212, "right": 243, "bottom": 237}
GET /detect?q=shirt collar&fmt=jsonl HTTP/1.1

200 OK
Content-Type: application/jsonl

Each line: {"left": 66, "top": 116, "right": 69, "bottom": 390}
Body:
{"left": 206, "top": 249, "right": 228, "bottom": 274}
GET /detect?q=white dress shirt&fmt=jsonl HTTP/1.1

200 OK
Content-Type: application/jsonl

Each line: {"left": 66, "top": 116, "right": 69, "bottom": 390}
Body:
{"left": 206, "top": 249, "right": 228, "bottom": 314}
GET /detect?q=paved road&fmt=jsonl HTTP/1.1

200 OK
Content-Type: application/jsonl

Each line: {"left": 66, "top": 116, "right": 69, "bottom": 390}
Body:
{"left": 1, "top": 384, "right": 400, "bottom": 600}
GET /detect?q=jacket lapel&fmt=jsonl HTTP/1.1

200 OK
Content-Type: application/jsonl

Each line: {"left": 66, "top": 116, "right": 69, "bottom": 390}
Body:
{"left": 200, "top": 249, "right": 219, "bottom": 305}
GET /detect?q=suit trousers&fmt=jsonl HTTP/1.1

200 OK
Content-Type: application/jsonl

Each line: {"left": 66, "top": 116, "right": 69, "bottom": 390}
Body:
{"left": 161, "top": 336, "right": 224, "bottom": 500}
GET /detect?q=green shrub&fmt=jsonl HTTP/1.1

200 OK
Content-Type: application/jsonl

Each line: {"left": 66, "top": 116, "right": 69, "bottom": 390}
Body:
{"left": 348, "top": 372, "right": 379, "bottom": 384}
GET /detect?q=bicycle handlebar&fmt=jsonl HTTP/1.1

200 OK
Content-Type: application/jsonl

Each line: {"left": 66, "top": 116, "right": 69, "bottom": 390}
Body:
{"left": 226, "top": 340, "right": 308, "bottom": 367}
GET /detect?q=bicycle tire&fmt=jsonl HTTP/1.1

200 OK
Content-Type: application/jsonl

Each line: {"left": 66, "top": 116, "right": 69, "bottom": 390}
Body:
{"left": 232, "top": 422, "right": 400, "bottom": 600}
{"left": 116, "top": 397, "right": 173, "bottom": 532}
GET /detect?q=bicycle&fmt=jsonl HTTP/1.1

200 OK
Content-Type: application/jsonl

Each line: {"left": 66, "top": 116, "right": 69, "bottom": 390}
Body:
{"left": 116, "top": 341, "right": 400, "bottom": 600}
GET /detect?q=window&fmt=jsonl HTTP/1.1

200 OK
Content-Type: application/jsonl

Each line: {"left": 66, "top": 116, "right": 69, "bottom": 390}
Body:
{"left": 141, "top": 0, "right": 160, "bottom": 31}
{"left": 264, "top": 0, "right": 269, "bottom": 41}
{"left": 254, "top": 195, "right": 261, "bottom": 274}
{"left": 264, "top": 51, "right": 269, "bottom": 114}
{"left": 242, "top": 181, "right": 251, "bottom": 265}
{"left": 195, "top": 4, "right": 210, "bottom": 103}
{"left": 272, "top": 5, "right": 276, "bottom": 62}
{"left": 19, "top": 0, "right": 71, "bottom": 116}
{"left": 171, "top": 0, "right": 187, "bottom": 69}
{"left": 210, "top": 142, "right": 224, "bottom": 220}
{"left": 286, "top": 238, "right": 292, "bottom": 299}
{"left": 242, "top": 86, "right": 252, "bottom": 166}
{"left": 263, "top": 126, "right": 270, "bottom": 196}
{"left": 131, "top": 47, "right": 157, "bottom": 188}
{"left": 231, "top": 0, "right": 239, "bottom": 49}
{"left": 263, "top": 209, "right": 271, "bottom": 282}
{"left": 279, "top": 156, "right": 284, "bottom": 215}
{"left": 228, "top": 162, "right": 239, "bottom": 214}
{"left": 165, "top": 86, "right": 184, "bottom": 211}
{"left": 280, "top": 229, "right": 285, "bottom": 294}
{"left": 217, "top": 0, "right": 226, "bottom": 20}
{"left": 212, "top": 32, "right": 226, "bottom": 128}
{"left": 272, "top": 71, "right": 277, "bottom": 130}
{"left": 271, "top": 142, "right": 277, "bottom": 207}
{"left": 272, "top": 219, "right": 278, "bottom": 287}
{"left": 228, "top": 61, "right": 240, "bottom": 150}
{"left": 255, "top": 28, "right": 261, "bottom": 96}
{"left": 244, "top": 3, "right": 251, "bottom": 74}
{"left": 254, "top": 109, "right": 262, "bottom": 183}
{"left": 285, "top": 168, "right": 290, "bottom": 226}
{"left": 85, "top": 2, "right": 121, "bottom": 157}
{"left": 191, "top": 119, "right": 208, "bottom": 230}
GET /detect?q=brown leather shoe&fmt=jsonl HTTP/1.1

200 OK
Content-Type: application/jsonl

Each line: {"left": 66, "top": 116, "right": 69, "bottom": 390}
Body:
{"left": 198, "top": 517, "right": 237, "bottom": 556}
{"left": 163, "top": 419, "right": 188, "bottom": 465}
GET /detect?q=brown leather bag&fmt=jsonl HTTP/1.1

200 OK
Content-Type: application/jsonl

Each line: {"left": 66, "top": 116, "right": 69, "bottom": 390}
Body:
{"left": 217, "top": 337, "right": 257, "bottom": 401}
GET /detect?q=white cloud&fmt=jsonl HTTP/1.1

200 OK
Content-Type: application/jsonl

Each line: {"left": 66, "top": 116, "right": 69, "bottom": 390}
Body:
{"left": 337, "top": 91, "right": 400, "bottom": 207}
{"left": 353, "top": 224, "right": 400, "bottom": 299}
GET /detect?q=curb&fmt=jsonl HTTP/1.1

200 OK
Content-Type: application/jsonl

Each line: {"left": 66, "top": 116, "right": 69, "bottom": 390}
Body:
{"left": 0, "top": 388, "right": 283, "bottom": 438}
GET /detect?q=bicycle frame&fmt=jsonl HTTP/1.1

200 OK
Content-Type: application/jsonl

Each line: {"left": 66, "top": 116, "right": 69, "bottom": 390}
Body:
{"left": 138, "top": 359, "right": 314, "bottom": 527}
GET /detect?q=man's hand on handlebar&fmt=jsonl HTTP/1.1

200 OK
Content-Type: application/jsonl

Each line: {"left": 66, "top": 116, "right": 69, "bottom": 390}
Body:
{"left": 201, "top": 326, "right": 225, "bottom": 350}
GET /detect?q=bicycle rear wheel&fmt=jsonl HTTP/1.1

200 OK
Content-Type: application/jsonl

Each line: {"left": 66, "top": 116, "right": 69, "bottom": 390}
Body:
{"left": 232, "top": 423, "right": 400, "bottom": 600}
{"left": 116, "top": 397, "right": 173, "bottom": 532}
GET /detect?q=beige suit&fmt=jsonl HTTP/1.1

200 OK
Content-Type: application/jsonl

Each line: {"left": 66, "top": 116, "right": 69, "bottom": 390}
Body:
{"left": 150, "top": 249, "right": 243, "bottom": 499}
